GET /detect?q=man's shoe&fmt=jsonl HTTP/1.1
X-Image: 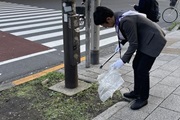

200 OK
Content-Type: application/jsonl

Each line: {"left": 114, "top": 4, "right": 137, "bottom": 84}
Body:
{"left": 123, "top": 91, "right": 139, "bottom": 99}
{"left": 130, "top": 99, "right": 148, "bottom": 110}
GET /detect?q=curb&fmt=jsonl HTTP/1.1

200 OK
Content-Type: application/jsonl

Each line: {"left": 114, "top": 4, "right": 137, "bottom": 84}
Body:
{"left": 0, "top": 57, "right": 86, "bottom": 92}
{"left": 92, "top": 101, "right": 129, "bottom": 120}
{"left": 0, "top": 82, "right": 15, "bottom": 91}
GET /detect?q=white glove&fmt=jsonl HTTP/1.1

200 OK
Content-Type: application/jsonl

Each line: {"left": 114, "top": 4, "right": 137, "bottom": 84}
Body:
{"left": 111, "top": 59, "right": 124, "bottom": 69}
{"left": 115, "top": 44, "right": 121, "bottom": 52}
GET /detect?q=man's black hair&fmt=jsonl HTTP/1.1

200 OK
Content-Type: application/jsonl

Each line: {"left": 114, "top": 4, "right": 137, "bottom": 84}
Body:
{"left": 93, "top": 6, "right": 114, "bottom": 25}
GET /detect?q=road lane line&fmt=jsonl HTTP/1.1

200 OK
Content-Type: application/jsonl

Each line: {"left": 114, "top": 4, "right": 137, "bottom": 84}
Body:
{"left": 0, "top": 49, "right": 56, "bottom": 66}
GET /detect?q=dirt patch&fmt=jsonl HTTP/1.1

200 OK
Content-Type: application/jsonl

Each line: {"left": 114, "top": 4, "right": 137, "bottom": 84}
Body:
{"left": 0, "top": 97, "right": 42, "bottom": 120}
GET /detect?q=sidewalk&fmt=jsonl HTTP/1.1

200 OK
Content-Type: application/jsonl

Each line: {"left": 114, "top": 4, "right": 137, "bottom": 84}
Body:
{"left": 70, "top": 29, "right": 180, "bottom": 120}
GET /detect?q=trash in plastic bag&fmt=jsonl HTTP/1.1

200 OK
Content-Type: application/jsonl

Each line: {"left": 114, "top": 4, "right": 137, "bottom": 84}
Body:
{"left": 97, "top": 69, "right": 124, "bottom": 102}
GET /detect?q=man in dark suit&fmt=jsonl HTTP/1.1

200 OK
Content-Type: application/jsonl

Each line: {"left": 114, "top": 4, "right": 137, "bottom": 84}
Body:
{"left": 93, "top": 6, "right": 167, "bottom": 110}
{"left": 170, "top": 0, "right": 178, "bottom": 6}
{"left": 133, "top": 0, "right": 160, "bottom": 22}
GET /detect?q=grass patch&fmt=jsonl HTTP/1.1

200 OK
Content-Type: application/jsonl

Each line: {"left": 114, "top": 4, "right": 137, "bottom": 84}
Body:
{"left": 168, "top": 22, "right": 180, "bottom": 31}
{"left": 0, "top": 71, "right": 122, "bottom": 120}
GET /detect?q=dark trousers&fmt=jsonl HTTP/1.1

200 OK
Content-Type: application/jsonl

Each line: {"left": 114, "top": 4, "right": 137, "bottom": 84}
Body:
{"left": 132, "top": 51, "right": 156, "bottom": 100}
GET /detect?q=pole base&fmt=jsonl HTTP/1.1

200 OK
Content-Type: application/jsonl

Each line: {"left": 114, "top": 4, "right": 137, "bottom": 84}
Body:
{"left": 49, "top": 80, "right": 91, "bottom": 96}
{"left": 91, "top": 50, "right": 99, "bottom": 65}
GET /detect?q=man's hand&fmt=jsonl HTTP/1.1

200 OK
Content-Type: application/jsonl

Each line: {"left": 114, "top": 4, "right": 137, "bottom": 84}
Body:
{"left": 111, "top": 59, "right": 124, "bottom": 69}
{"left": 115, "top": 44, "right": 121, "bottom": 52}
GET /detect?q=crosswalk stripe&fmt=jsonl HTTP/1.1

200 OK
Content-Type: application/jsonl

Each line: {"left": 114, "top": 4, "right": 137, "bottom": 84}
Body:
{"left": 0, "top": 16, "right": 62, "bottom": 27}
{"left": 80, "top": 36, "right": 117, "bottom": 52}
{"left": 26, "top": 31, "right": 63, "bottom": 41}
{"left": 1, "top": 15, "right": 62, "bottom": 27}
{"left": 12, "top": 25, "right": 63, "bottom": 36}
{"left": 26, "top": 28, "right": 115, "bottom": 41}
{"left": 0, "top": 2, "right": 36, "bottom": 7}
{"left": 42, "top": 39, "right": 63, "bottom": 48}
{"left": 42, "top": 35, "right": 117, "bottom": 53}
{"left": 0, "top": 3, "right": 50, "bottom": 10}
{"left": 11, "top": 26, "right": 85, "bottom": 37}
{"left": 0, "top": 9, "right": 52, "bottom": 14}
{"left": 0, "top": 9, "right": 57, "bottom": 16}
{"left": 0, "top": 2, "right": 38, "bottom": 9}
{"left": 41, "top": 28, "right": 116, "bottom": 48}
{"left": 0, "top": 10, "right": 62, "bottom": 19}
{"left": 0, "top": 7, "right": 50, "bottom": 12}
{"left": 0, "top": 21, "right": 61, "bottom": 31}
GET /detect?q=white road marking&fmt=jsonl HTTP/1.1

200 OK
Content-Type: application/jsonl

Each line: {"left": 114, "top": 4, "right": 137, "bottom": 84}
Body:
{"left": 27, "top": 27, "right": 115, "bottom": 41}
{"left": 0, "top": 49, "right": 57, "bottom": 66}
{"left": 0, "top": 16, "right": 62, "bottom": 27}
{"left": 0, "top": 21, "right": 61, "bottom": 31}
{"left": 0, "top": 11, "right": 61, "bottom": 19}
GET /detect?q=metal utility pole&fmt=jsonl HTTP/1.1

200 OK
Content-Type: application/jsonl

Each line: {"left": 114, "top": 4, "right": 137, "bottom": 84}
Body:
{"left": 85, "top": 0, "right": 91, "bottom": 68}
{"left": 62, "top": 0, "right": 80, "bottom": 88}
{"left": 91, "top": 0, "right": 100, "bottom": 64}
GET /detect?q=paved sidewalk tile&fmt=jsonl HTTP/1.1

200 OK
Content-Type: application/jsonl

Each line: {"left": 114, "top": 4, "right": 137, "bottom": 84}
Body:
{"left": 160, "top": 94, "right": 180, "bottom": 112}
{"left": 157, "top": 53, "right": 179, "bottom": 61}
{"left": 148, "top": 95, "right": 164, "bottom": 105}
{"left": 145, "top": 107, "right": 180, "bottom": 120}
{"left": 160, "top": 76, "right": 180, "bottom": 87}
{"left": 121, "top": 75, "right": 134, "bottom": 84}
{"left": 173, "top": 86, "right": 180, "bottom": 95}
{"left": 170, "top": 67, "right": 180, "bottom": 78}
{"left": 92, "top": 101, "right": 128, "bottom": 120}
{"left": 153, "top": 59, "right": 168, "bottom": 67}
{"left": 150, "top": 76, "right": 162, "bottom": 88}
{"left": 167, "top": 40, "right": 180, "bottom": 49}
{"left": 160, "top": 62, "right": 180, "bottom": 72}
{"left": 150, "top": 83, "right": 175, "bottom": 99}
{"left": 150, "top": 69, "right": 172, "bottom": 79}
{"left": 112, "top": 106, "right": 149, "bottom": 120}
{"left": 168, "top": 57, "right": 180, "bottom": 68}
{"left": 139, "top": 102, "right": 158, "bottom": 114}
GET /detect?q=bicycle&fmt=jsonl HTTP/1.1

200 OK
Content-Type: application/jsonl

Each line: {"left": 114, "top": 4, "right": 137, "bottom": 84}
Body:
{"left": 162, "top": 0, "right": 180, "bottom": 23}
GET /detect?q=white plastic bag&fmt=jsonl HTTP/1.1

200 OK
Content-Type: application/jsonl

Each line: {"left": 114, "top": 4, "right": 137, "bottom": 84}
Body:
{"left": 97, "top": 69, "right": 124, "bottom": 102}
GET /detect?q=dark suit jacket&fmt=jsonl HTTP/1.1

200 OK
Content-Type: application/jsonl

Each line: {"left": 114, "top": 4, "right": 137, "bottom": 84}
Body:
{"left": 118, "top": 15, "right": 167, "bottom": 63}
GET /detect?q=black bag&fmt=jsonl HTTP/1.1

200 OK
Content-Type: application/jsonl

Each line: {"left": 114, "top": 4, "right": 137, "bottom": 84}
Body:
{"left": 148, "top": 0, "right": 161, "bottom": 22}
{"left": 170, "top": 0, "right": 177, "bottom": 6}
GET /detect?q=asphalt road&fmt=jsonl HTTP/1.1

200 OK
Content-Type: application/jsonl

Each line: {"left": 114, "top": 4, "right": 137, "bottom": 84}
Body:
{"left": 0, "top": 0, "right": 172, "bottom": 27}
{"left": 0, "top": 0, "right": 173, "bottom": 84}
